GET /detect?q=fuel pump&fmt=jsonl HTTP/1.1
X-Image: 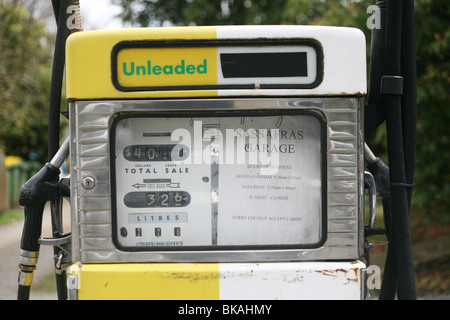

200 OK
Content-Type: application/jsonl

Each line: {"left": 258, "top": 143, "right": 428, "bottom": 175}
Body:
{"left": 63, "top": 25, "right": 369, "bottom": 300}
{"left": 16, "top": 0, "right": 417, "bottom": 300}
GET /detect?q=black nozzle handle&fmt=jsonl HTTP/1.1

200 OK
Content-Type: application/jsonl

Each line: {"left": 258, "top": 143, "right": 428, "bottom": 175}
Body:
{"left": 19, "top": 163, "right": 63, "bottom": 251}
{"left": 20, "top": 203, "right": 47, "bottom": 253}
{"left": 17, "top": 163, "right": 64, "bottom": 300}
{"left": 19, "top": 137, "right": 69, "bottom": 253}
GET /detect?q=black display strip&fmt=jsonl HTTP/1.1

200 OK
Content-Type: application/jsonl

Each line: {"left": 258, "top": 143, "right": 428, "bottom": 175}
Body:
{"left": 221, "top": 52, "right": 308, "bottom": 78}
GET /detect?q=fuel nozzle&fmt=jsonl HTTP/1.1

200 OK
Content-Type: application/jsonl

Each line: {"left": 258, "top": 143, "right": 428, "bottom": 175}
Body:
{"left": 17, "top": 139, "right": 69, "bottom": 300}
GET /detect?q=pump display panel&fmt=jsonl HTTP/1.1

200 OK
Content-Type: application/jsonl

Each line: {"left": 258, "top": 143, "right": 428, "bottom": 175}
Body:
{"left": 111, "top": 111, "right": 326, "bottom": 251}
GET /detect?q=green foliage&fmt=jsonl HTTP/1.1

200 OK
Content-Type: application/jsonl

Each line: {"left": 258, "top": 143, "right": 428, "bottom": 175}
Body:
{"left": 113, "top": 0, "right": 449, "bottom": 223}
{"left": 113, "top": 0, "right": 288, "bottom": 26}
{"left": 412, "top": 0, "right": 450, "bottom": 225}
{"left": 0, "top": 1, "right": 55, "bottom": 162}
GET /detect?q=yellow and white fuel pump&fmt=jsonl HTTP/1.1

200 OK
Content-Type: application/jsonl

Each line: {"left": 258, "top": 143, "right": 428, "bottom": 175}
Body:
{"left": 64, "top": 25, "right": 369, "bottom": 300}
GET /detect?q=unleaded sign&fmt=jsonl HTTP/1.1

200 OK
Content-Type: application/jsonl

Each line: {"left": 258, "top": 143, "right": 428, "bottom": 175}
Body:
{"left": 112, "top": 42, "right": 322, "bottom": 91}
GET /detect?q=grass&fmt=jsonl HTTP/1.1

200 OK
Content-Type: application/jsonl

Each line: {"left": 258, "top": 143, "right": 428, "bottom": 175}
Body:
{"left": 32, "top": 273, "right": 57, "bottom": 293}
{"left": 0, "top": 208, "right": 23, "bottom": 225}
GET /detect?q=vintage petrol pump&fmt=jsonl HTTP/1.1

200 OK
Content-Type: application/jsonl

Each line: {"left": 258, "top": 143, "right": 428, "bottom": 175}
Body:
{"left": 17, "top": 1, "right": 418, "bottom": 301}
{"left": 60, "top": 25, "right": 369, "bottom": 299}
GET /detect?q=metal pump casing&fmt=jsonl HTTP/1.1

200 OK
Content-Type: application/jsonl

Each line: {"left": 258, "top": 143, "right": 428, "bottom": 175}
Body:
{"left": 66, "top": 25, "right": 368, "bottom": 299}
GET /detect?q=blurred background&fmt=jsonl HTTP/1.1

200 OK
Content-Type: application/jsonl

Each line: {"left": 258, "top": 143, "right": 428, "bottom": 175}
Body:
{"left": 0, "top": 0, "right": 448, "bottom": 299}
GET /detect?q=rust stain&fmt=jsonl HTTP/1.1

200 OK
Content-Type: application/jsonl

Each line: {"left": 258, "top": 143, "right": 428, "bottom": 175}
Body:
{"left": 345, "top": 278, "right": 358, "bottom": 284}
{"left": 315, "top": 270, "right": 337, "bottom": 277}
{"left": 161, "top": 272, "right": 219, "bottom": 283}
{"left": 316, "top": 267, "right": 361, "bottom": 283}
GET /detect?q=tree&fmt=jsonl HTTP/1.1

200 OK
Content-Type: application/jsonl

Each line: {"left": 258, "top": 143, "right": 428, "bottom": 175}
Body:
{"left": 412, "top": 0, "right": 450, "bottom": 226}
{"left": 113, "top": 0, "right": 288, "bottom": 26}
{"left": 0, "top": 0, "right": 59, "bottom": 163}
{"left": 112, "top": 0, "right": 449, "bottom": 225}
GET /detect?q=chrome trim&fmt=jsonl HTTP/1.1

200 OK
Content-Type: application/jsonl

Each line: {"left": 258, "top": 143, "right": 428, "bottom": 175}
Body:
{"left": 50, "top": 137, "right": 70, "bottom": 169}
{"left": 18, "top": 249, "right": 39, "bottom": 266}
{"left": 364, "top": 171, "right": 377, "bottom": 229}
{"left": 70, "top": 97, "right": 363, "bottom": 263}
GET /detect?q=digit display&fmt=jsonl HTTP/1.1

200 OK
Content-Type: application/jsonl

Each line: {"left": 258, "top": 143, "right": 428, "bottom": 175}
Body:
{"left": 123, "top": 144, "right": 189, "bottom": 162}
{"left": 124, "top": 191, "right": 191, "bottom": 208}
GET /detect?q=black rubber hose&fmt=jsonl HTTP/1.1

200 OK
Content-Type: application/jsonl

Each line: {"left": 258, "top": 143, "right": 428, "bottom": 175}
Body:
{"left": 400, "top": 0, "right": 417, "bottom": 209}
{"left": 365, "top": 0, "right": 387, "bottom": 135}
{"left": 379, "top": 0, "right": 417, "bottom": 300}
{"left": 17, "top": 285, "right": 31, "bottom": 301}
{"left": 51, "top": 0, "right": 60, "bottom": 22}
{"left": 48, "top": 0, "right": 73, "bottom": 300}
{"left": 379, "top": 0, "right": 404, "bottom": 300}
{"left": 48, "top": 0, "right": 71, "bottom": 161}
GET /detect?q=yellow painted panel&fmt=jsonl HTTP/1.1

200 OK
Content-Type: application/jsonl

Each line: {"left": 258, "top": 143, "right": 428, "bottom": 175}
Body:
{"left": 69, "top": 263, "right": 220, "bottom": 300}
{"left": 117, "top": 47, "right": 217, "bottom": 88}
{"left": 66, "top": 27, "right": 218, "bottom": 100}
